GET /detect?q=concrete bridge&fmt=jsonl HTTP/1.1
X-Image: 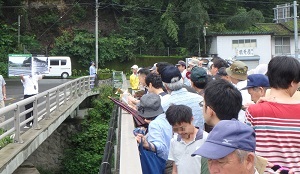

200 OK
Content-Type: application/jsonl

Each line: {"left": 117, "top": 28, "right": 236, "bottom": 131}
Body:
{"left": 0, "top": 75, "right": 142, "bottom": 174}
{"left": 0, "top": 76, "right": 101, "bottom": 174}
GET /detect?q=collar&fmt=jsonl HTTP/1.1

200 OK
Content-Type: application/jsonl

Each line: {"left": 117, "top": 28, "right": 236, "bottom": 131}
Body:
{"left": 170, "top": 88, "right": 187, "bottom": 96}
{"left": 176, "top": 128, "right": 203, "bottom": 142}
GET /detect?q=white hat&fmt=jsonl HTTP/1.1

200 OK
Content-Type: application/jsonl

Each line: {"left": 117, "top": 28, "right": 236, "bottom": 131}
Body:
{"left": 131, "top": 65, "right": 138, "bottom": 69}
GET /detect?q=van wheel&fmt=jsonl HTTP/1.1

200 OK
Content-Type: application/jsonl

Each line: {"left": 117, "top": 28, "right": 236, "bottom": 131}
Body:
{"left": 61, "top": 72, "right": 69, "bottom": 79}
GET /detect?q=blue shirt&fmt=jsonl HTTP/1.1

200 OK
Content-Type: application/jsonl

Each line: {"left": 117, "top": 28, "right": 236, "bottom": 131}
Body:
{"left": 89, "top": 65, "right": 96, "bottom": 75}
{"left": 162, "top": 88, "right": 204, "bottom": 129}
{"left": 147, "top": 113, "right": 172, "bottom": 160}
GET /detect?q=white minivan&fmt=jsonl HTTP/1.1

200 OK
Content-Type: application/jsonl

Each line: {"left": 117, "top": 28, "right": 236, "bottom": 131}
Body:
{"left": 33, "top": 56, "right": 72, "bottom": 78}
{"left": 47, "top": 56, "right": 72, "bottom": 78}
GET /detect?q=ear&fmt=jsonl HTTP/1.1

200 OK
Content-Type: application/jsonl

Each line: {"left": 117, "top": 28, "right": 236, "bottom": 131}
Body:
{"left": 206, "top": 106, "right": 215, "bottom": 117}
{"left": 191, "top": 81, "right": 195, "bottom": 88}
{"left": 245, "top": 153, "right": 255, "bottom": 170}
{"left": 191, "top": 116, "right": 194, "bottom": 122}
{"left": 148, "top": 82, "right": 153, "bottom": 88}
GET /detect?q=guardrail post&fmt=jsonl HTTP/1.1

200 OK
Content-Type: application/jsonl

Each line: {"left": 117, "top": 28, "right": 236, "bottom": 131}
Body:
{"left": 84, "top": 77, "right": 90, "bottom": 91}
{"left": 14, "top": 105, "right": 23, "bottom": 143}
{"left": 80, "top": 78, "right": 85, "bottom": 94}
{"left": 88, "top": 76, "right": 91, "bottom": 90}
{"left": 33, "top": 97, "right": 41, "bottom": 130}
{"left": 74, "top": 81, "right": 78, "bottom": 98}
{"left": 64, "top": 85, "right": 67, "bottom": 105}
{"left": 56, "top": 89, "right": 60, "bottom": 112}
{"left": 45, "top": 92, "right": 51, "bottom": 120}
{"left": 78, "top": 79, "right": 83, "bottom": 95}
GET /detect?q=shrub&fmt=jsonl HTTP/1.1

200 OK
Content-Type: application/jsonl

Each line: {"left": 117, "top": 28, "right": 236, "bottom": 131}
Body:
{"left": 0, "top": 129, "right": 13, "bottom": 149}
{"left": 60, "top": 85, "right": 115, "bottom": 174}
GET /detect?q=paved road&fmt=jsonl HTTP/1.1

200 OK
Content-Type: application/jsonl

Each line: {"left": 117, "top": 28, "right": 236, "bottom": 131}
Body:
{"left": 5, "top": 78, "right": 72, "bottom": 105}
{"left": 2, "top": 78, "right": 72, "bottom": 130}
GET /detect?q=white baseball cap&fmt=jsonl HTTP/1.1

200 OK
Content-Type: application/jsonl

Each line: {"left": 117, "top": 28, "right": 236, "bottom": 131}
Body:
{"left": 131, "top": 65, "right": 138, "bottom": 69}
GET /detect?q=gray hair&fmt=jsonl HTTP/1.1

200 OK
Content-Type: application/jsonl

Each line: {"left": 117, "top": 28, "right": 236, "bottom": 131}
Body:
{"left": 163, "top": 77, "right": 183, "bottom": 91}
{"left": 234, "top": 149, "right": 256, "bottom": 165}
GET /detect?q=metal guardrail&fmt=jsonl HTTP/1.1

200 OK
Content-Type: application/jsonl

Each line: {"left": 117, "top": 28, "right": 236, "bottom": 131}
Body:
{"left": 99, "top": 104, "right": 119, "bottom": 174}
{"left": 0, "top": 76, "right": 93, "bottom": 144}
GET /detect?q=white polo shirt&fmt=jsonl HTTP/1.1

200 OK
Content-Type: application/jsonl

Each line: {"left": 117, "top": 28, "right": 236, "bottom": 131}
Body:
{"left": 21, "top": 75, "right": 43, "bottom": 95}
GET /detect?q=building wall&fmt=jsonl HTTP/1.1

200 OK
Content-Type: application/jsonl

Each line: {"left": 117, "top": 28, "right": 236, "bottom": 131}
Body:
{"left": 271, "top": 36, "right": 300, "bottom": 58}
{"left": 209, "top": 35, "right": 272, "bottom": 65}
{"left": 209, "top": 37, "right": 218, "bottom": 54}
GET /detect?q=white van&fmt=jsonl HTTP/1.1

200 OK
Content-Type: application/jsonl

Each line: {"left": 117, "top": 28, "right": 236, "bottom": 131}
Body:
{"left": 33, "top": 56, "right": 72, "bottom": 78}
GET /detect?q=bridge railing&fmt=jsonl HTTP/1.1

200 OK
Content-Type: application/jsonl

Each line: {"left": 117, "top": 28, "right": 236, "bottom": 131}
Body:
{"left": 0, "top": 76, "right": 93, "bottom": 144}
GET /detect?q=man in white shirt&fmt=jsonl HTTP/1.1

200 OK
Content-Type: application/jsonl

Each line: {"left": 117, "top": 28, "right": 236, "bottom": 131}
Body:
{"left": 20, "top": 74, "right": 43, "bottom": 128}
{"left": 0, "top": 75, "right": 6, "bottom": 123}
{"left": 176, "top": 60, "right": 189, "bottom": 86}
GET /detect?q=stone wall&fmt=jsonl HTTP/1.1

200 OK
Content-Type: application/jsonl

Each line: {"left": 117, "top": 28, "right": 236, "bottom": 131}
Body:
{"left": 26, "top": 119, "right": 82, "bottom": 173}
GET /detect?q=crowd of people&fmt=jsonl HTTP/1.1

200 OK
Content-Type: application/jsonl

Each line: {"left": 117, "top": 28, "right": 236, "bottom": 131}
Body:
{"left": 127, "top": 55, "right": 300, "bottom": 174}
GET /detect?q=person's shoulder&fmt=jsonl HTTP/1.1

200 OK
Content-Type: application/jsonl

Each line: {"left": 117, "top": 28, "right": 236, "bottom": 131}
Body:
{"left": 247, "top": 102, "right": 275, "bottom": 116}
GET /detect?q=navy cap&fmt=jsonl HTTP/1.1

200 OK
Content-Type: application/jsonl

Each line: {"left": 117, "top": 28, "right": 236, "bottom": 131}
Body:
{"left": 192, "top": 119, "right": 256, "bottom": 159}
{"left": 241, "top": 74, "right": 270, "bottom": 90}
{"left": 161, "top": 66, "right": 182, "bottom": 83}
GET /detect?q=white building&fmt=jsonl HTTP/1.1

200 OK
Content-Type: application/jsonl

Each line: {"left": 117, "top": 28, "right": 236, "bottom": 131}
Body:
{"left": 208, "top": 21, "right": 299, "bottom": 69}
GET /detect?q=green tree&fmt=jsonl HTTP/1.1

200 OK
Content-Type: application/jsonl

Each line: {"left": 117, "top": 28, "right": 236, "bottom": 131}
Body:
{"left": 225, "top": 8, "right": 264, "bottom": 31}
{"left": 50, "top": 30, "right": 136, "bottom": 69}
{"left": 0, "top": 23, "right": 18, "bottom": 76}
{"left": 60, "top": 85, "right": 114, "bottom": 174}
{"left": 115, "top": 0, "right": 209, "bottom": 54}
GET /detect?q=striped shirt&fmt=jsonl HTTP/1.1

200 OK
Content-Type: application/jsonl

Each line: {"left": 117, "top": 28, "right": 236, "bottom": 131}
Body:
{"left": 162, "top": 88, "right": 204, "bottom": 130}
{"left": 246, "top": 102, "right": 300, "bottom": 172}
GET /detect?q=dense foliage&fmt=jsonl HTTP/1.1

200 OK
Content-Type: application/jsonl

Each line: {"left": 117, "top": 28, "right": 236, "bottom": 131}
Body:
{"left": 0, "top": 0, "right": 290, "bottom": 73}
{"left": 0, "top": 128, "right": 13, "bottom": 149}
{"left": 60, "top": 85, "right": 115, "bottom": 174}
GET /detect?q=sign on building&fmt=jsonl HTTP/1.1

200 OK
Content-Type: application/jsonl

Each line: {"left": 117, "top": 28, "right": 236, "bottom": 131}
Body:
{"left": 235, "top": 48, "right": 254, "bottom": 56}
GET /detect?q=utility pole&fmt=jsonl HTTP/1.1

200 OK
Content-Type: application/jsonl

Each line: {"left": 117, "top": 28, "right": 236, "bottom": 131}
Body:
{"left": 95, "top": 0, "right": 99, "bottom": 70}
{"left": 203, "top": 26, "right": 207, "bottom": 55}
{"left": 198, "top": 38, "right": 201, "bottom": 57}
{"left": 18, "top": 15, "right": 20, "bottom": 48}
{"left": 294, "top": 1, "right": 299, "bottom": 59}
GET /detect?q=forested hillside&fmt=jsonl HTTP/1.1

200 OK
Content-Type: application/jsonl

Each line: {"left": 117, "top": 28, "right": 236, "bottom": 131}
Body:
{"left": 0, "top": 0, "right": 289, "bottom": 73}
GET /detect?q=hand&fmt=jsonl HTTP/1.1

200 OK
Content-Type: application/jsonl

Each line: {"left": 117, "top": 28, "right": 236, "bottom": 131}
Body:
{"left": 135, "top": 134, "right": 146, "bottom": 146}
{"left": 257, "top": 96, "right": 276, "bottom": 103}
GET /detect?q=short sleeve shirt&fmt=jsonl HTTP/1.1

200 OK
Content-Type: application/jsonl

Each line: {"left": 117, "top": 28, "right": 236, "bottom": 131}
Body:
{"left": 22, "top": 75, "right": 42, "bottom": 95}
{"left": 0, "top": 75, "right": 6, "bottom": 101}
{"left": 168, "top": 129, "right": 209, "bottom": 174}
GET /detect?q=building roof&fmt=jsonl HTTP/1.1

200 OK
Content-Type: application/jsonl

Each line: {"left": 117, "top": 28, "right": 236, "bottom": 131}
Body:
{"left": 254, "top": 23, "right": 292, "bottom": 36}
{"left": 280, "top": 20, "right": 300, "bottom": 32}
{"left": 209, "top": 31, "right": 273, "bottom": 36}
{"left": 210, "top": 21, "right": 300, "bottom": 36}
